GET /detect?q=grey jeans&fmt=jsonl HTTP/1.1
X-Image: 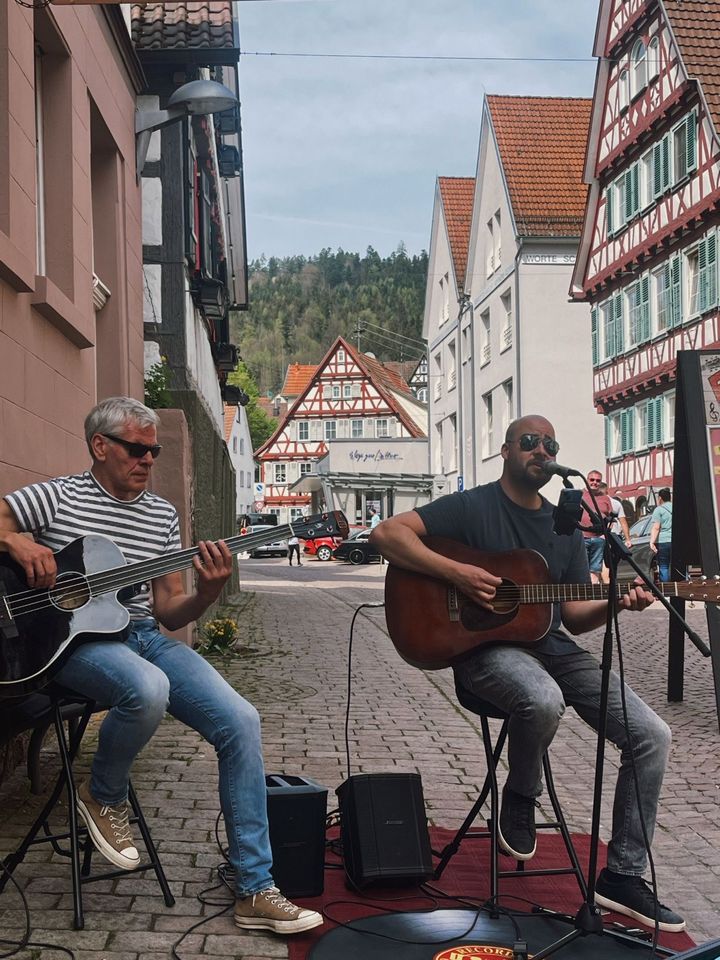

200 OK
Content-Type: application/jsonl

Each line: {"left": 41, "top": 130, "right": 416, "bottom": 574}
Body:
{"left": 453, "top": 644, "right": 671, "bottom": 876}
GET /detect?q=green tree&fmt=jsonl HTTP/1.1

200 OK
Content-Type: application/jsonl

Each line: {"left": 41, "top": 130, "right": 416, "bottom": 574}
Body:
{"left": 226, "top": 362, "right": 277, "bottom": 452}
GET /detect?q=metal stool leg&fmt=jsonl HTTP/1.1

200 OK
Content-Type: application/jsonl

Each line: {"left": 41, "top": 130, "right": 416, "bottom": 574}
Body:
{"left": 128, "top": 783, "right": 175, "bottom": 907}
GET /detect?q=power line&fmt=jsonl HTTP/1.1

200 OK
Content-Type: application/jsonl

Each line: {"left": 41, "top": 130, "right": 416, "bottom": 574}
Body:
{"left": 358, "top": 318, "right": 426, "bottom": 349}
{"left": 241, "top": 50, "right": 597, "bottom": 64}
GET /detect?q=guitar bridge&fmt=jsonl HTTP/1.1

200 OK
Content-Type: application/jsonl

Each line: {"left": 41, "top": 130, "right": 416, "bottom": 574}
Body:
{"left": 447, "top": 585, "right": 460, "bottom": 622}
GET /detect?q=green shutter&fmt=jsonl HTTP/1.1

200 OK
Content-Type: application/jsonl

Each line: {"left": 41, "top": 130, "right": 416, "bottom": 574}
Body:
{"left": 606, "top": 186, "right": 614, "bottom": 236}
{"left": 654, "top": 396, "right": 665, "bottom": 443}
{"left": 686, "top": 113, "right": 697, "bottom": 174}
{"left": 605, "top": 416, "right": 612, "bottom": 458}
{"left": 670, "top": 255, "right": 682, "bottom": 326}
{"left": 647, "top": 399, "right": 657, "bottom": 445}
{"left": 614, "top": 292, "right": 625, "bottom": 354}
{"left": 661, "top": 136, "right": 670, "bottom": 192}
{"left": 707, "top": 232, "right": 717, "bottom": 309}
{"left": 591, "top": 306, "right": 599, "bottom": 365}
{"left": 604, "top": 303, "right": 615, "bottom": 358}
{"left": 639, "top": 274, "right": 650, "bottom": 341}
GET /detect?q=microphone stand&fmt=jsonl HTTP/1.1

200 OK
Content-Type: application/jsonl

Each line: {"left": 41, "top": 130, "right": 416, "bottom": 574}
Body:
{"left": 530, "top": 479, "right": 704, "bottom": 960}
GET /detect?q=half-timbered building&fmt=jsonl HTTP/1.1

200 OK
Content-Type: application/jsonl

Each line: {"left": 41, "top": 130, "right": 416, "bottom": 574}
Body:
{"left": 255, "top": 337, "right": 428, "bottom": 524}
{"left": 572, "top": 0, "right": 720, "bottom": 508}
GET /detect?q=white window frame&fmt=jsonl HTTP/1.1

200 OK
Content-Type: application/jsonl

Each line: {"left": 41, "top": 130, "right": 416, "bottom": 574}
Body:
{"left": 630, "top": 39, "right": 647, "bottom": 98}
{"left": 297, "top": 421, "right": 309, "bottom": 441}
{"left": 351, "top": 419, "right": 363, "bottom": 438}
{"left": 480, "top": 310, "right": 491, "bottom": 365}
{"left": 375, "top": 419, "right": 389, "bottom": 438}
{"left": 274, "top": 464, "right": 287, "bottom": 484}
{"left": 482, "top": 392, "right": 493, "bottom": 459}
{"left": 331, "top": 384, "right": 341, "bottom": 399}
{"left": 324, "top": 421, "right": 336, "bottom": 440}
{"left": 618, "top": 67, "right": 630, "bottom": 112}
{"left": 299, "top": 461, "right": 312, "bottom": 476}
{"left": 647, "top": 36, "right": 660, "bottom": 81}
{"left": 343, "top": 383, "right": 352, "bottom": 399}
{"left": 500, "top": 290, "right": 512, "bottom": 351}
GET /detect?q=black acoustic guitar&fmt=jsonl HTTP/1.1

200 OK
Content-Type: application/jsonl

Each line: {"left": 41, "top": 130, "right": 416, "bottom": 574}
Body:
{"left": 0, "top": 511, "right": 348, "bottom": 699}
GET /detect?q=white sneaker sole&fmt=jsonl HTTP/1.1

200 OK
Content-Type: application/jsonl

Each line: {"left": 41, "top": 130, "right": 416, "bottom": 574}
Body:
{"left": 234, "top": 912, "right": 323, "bottom": 934}
{"left": 497, "top": 826, "right": 536, "bottom": 861}
{"left": 76, "top": 797, "right": 140, "bottom": 871}
{"left": 595, "top": 891, "right": 686, "bottom": 933}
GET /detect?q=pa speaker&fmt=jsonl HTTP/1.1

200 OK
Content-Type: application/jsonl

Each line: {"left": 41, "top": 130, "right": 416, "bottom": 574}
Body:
{"left": 336, "top": 773, "right": 432, "bottom": 887}
{"left": 266, "top": 774, "right": 327, "bottom": 897}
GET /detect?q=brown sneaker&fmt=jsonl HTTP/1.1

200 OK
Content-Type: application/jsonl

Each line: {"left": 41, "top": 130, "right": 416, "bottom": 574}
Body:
{"left": 234, "top": 887, "right": 323, "bottom": 934}
{"left": 76, "top": 780, "right": 140, "bottom": 871}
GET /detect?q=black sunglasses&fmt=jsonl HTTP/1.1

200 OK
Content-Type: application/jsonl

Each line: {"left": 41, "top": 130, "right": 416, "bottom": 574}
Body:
{"left": 101, "top": 434, "right": 162, "bottom": 460}
{"left": 508, "top": 433, "right": 560, "bottom": 457}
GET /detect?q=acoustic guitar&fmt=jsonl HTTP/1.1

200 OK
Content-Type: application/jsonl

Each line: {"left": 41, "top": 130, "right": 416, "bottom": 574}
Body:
{"left": 0, "top": 510, "right": 348, "bottom": 699}
{"left": 384, "top": 536, "right": 718, "bottom": 670}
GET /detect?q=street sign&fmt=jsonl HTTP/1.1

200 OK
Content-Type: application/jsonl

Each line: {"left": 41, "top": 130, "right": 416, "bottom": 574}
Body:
{"left": 254, "top": 500, "right": 265, "bottom": 511}
{"left": 457, "top": 476, "right": 464, "bottom": 492}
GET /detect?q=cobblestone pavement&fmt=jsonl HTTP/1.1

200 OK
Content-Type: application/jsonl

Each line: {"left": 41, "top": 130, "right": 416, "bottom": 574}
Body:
{"left": 1, "top": 556, "right": 719, "bottom": 960}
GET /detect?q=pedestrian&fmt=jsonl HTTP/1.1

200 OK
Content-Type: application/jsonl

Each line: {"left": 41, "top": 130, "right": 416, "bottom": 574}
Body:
{"left": 370, "top": 414, "right": 684, "bottom": 932}
{"left": 0, "top": 396, "right": 322, "bottom": 936}
{"left": 287, "top": 534, "right": 302, "bottom": 565}
{"left": 368, "top": 506, "right": 381, "bottom": 529}
{"left": 581, "top": 470, "right": 615, "bottom": 583}
{"left": 649, "top": 488, "right": 673, "bottom": 582}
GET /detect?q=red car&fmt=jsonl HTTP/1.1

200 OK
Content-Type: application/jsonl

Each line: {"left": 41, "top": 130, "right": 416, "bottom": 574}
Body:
{"left": 303, "top": 535, "right": 343, "bottom": 561}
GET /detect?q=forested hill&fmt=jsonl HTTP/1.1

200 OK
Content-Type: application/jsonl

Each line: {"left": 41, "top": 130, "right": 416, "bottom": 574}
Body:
{"left": 230, "top": 246, "right": 429, "bottom": 397}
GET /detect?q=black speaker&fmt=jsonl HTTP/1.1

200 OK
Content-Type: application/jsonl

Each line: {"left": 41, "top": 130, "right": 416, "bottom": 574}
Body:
{"left": 266, "top": 774, "right": 327, "bottom": 897}
{"left": 336, "top": 773, "right": 432, "bottom": 887}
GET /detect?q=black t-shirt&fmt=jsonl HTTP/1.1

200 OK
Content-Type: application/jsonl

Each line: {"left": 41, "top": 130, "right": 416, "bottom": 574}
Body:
{"left": 414, "top": 480, "right": 591, "bottom": 655}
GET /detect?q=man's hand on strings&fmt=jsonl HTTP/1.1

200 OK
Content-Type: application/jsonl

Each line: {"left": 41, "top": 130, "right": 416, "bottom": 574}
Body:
{"left": 194, "top": 540, "right": 233, "bottom": 604}
{"left": 6, "top": 535, "right": 56, "bottom": 589}
{"left": 618, "top": 578, "right": 655, "bottom": 611}
{"left": 452, "top": 562, "right": 503, "bottom": 611}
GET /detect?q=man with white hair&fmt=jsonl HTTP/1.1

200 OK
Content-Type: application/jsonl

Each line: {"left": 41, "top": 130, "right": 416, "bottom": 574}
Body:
{"left": 0, "top": 396, "right": 322, "bottom": 936}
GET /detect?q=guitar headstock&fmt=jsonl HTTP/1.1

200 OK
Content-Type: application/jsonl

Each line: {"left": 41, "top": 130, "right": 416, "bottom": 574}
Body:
{"left": 293, "top": 510, "right": 349, "bottom": 541}
{"left": 672, "top": 573, "right": 720, "bottom": 603}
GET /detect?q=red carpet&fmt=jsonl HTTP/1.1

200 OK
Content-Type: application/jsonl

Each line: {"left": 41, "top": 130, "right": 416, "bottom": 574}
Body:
{"left": 287, "top": 827, "right": 695, "bottom": 960}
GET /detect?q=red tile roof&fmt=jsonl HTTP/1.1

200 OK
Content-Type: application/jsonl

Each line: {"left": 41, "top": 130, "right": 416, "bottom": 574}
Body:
{"left": 664, "top": 0, "right": 720, "bottom": 133}
{"left": 487, "top": 95, "right": 592, "bottom": 237}
{"left": 131, "top": 2, "right": 235, "bottom": 52}
{"left": 281, "top": 363, "right": 317, "bottom": 397}
{"left": 223, "top": 404, "right": 236, "bottom": 443}
{"left": 438, "top": 177, "right": 475, "bottom": 288}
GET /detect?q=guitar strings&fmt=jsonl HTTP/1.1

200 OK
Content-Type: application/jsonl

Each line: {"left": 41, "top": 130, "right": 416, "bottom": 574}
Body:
{"left": 3, "top": 520, "right": 343, "bottom": 617}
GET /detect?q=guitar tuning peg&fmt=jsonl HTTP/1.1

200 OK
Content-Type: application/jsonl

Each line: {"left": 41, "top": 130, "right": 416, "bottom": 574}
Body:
{"left": 700, "top": 574, "right": 708, "bottom": 582}
{"left": 714, "top": 575, "right": 720, "bottom": 582}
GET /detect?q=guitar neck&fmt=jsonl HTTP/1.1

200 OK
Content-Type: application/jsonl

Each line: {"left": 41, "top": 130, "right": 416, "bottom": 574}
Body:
{"left": 86, "top": 523, "right": 297, "bottom": 596}
{"left": 519, "top": 581, "right": 680, "bottom": 603}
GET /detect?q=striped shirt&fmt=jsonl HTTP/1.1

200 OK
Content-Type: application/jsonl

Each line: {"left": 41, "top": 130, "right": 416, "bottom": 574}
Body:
{"left": 5, "top": 471, "right": 181, "bottom": 619}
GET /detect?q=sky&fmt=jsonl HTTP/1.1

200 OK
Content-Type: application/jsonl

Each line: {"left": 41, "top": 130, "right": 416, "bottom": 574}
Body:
{"left": 237, "top": 0, "right": 601, "bottom": 262}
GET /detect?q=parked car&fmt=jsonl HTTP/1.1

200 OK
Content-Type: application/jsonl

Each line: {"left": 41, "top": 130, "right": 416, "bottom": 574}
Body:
{"left": 303, "top": 535, "right": 343, "bottom": 562}
{"left": 241, "top": 525, "right": 288, "bottom": 559}
{"left": 628, "top": 514, "right": 654, "bottom": 547}
{"left": 332, "top": 528, "right": 382, "bottom": 565}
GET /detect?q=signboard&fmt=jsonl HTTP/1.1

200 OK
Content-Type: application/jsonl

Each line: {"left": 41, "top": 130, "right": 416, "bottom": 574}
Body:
{"left": 254, "top": 482, "right": 265, "bottom": 498}
{"left": 670, "top": 350, "right": 720, "bottom": 717}
{"left": 457, "top": 475, "right": 464, "bottom": 492}
{"left": 254, "top": 500, "right": 265, "bottom": 511}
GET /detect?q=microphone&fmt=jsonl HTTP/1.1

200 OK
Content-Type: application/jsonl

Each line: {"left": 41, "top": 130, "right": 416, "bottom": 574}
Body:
{"left": 540, "top": 461, "right": 583, "bottom": 479}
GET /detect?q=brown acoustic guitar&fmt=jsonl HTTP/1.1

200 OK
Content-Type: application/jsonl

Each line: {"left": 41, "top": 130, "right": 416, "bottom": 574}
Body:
{"left": 384, "top": 536, "right": 720, "bottom": 670}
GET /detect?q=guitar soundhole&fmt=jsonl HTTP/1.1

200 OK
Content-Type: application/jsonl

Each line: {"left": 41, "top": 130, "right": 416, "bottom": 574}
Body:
{"left": 50, "top": 573, "right": 91, "bottom": 611}
{"left": 460, "top": 578, "right": 520, "bottom": 631}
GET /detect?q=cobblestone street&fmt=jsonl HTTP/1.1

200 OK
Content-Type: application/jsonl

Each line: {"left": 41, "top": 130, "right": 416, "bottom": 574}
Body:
{"left": 1, "top": 557, "right": 719, "bottom": 959}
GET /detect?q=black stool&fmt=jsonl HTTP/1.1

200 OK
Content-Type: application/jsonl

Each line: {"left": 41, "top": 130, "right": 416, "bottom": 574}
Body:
{"left": 433, "top": 679, "right": 587, "bottom": 913}
{"left": 0, "top": 688, "right": 175, "bottom": 929}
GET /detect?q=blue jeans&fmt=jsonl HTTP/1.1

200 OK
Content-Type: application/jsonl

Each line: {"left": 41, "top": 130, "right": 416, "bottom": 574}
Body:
{"left": 655, "top": 542, "right": 671, "bottom": 582}
{"left": 584, "top": 537, "right": 605, "bottom": 574}
{"left": 454, "top": 644, "right": 671, "bottom": 876}
{"left": 55, "top": 618, "right": 274, "bottom": 897}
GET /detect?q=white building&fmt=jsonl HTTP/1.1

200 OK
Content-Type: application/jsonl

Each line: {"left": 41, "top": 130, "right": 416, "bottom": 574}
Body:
{"left": 223, "top": 404, "right": 255, "bottom": 521}
{"left": 424, "top": 96, "right": 606, "bottom": 494}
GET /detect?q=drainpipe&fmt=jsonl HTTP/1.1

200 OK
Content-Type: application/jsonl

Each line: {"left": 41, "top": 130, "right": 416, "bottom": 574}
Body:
{"left": 457, "top": 293, "right": 474, "bottom": 487}
{"left": 514, "top": 240, "right": 523, "bottom": 415}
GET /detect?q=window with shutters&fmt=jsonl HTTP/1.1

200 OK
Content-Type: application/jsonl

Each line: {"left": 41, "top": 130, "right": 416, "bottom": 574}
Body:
{"left": 624, "top": 165, "right": 640, "bottom": 221}
{"left": 686, "top": 246, "right": 700, "bottom": 316}
{"left": 606, "top": 413, "right": 622, "bottom": 458}
{"left": 351, "top": 419, "right": 363, "bottom": 438}
{"left": 605, "top": 185, "right": 615, "bottom": 236}
{"left": 673, "top": 113, "right": 697, "bottom": 184}
{"left": 664, "top": 390, "right": 675, "bottom": 442}
{"left": 600, "top": 299, "right": 615, "bottom": 361}
{"left": 332, "top": 384, "right": 341, "bottom": 399}
{"left": 640, "top": 149, "right": 654, "bottom": 209}
{"left": 274, "top": 464, "right": 287, "bottom": 484}
{"left": 620, "top": 408, "right": 634, "bottom": 453}
{"left": 343, "top": 383, "right": 352, "bottom": 399}
{"left": 325, "top": 421, "right": 336, "bottom": 440}
{"left": 626, "top": 275, "right": 650, "bottom": 347}
{"left": 630, "top": 40, "right": 648, "bottom": 98}
{"left": 653, "top": 137, "right": 671, "bottom": 197}
{"left": 297, "top": 421, "right": 309, "bottom": 441}
{"left": 697, "top": 233, "right": 717, "bottom": 315}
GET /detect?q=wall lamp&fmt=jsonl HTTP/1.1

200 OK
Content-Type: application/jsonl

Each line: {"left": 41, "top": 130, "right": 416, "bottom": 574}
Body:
{"left": 135, "top": 79, "right": 238, "bottom": 181}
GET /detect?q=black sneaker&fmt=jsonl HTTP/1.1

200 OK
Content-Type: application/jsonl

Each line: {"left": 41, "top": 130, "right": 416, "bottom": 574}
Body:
{"left": 498, "top": 786, "right": 537, "bottom": 860}
{"left": 595, "top": 869, "right": 686, "bottom": 933}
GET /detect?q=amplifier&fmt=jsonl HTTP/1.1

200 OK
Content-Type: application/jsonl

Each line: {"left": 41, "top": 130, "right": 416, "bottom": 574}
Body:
{"left": 336, "top": 773, "right": 432, "bottom": 887}
{"left": 266, "top": 774, "right": 327, "bottom": 897}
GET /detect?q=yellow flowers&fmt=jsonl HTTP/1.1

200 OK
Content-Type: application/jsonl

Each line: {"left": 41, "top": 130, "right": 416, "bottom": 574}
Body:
{"left": 198, "top": 617, "right": 239, "bottom": 654}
